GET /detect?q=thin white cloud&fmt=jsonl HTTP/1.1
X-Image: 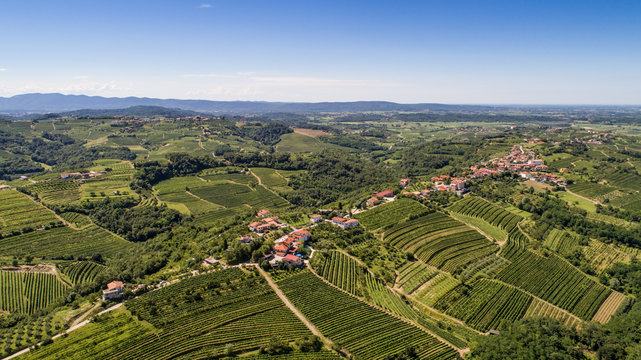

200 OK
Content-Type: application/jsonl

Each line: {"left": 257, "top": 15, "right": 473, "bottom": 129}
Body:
{"left": 181, "top": 73, "right": 236, "bottom": 78}
{"left": 198, "top": 4, "right": 212, "bottom": 8}
{"left": 0, "top": 68, "right": 6, "bottom": 72}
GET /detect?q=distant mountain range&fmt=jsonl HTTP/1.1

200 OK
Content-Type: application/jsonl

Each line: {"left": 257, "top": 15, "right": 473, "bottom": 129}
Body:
{"left": 0, "top": 93, "right": 498, "bottom": 114}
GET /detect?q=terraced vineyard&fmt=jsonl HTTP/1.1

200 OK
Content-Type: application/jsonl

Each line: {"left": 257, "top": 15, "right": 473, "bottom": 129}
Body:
{"left": 198, "top": 171, "right": 255, "bottom": 184}
{"left": 543, "top": 228, "right": 580, "bottom": 256}
{"left": 313, "top": 251, "right": 472, "bottom": 349}
{"left": 0, "top": 190, "right": 61, "bottom": 236}
{"left": 355, "top": 198, "right": 428, "bottom": 230}
{"left": 278, "top": 270, "right": 457, "bottom": 360}
{"left": 59, "top": 261, "right": 105, "bottom": 285}
{"left": 591, "top": 291, "right": 628, "bottom": 324}
{"left": 525, "top": 298, "right": 582, "bottom": 327}
{"left": 251, "top": 167, "right": 289, "bottom": 187}
{"left": 155, "top": 176, "right": 219, "bottom": 214}
{"left": 434, "top": 279, "right": 532, "bottom": 332}
{"left": 315, "top": 251, "right": 363, "bottom": 296}
{"left": 583, "top": 239, "right": 637, "bottom": 274}
{"left": 459, "top": 254, "right": 509, "bottom": 281}
{"left": 0, "top": 225, "right": 133, "bottom": 259}
{"left": 22, "top": 179, "right": 79, "bottom": 195}
{"left": 414, "top": 274, "right": 460, "bottom": 307}
{"left": 0, "top": 271, "right": 68, "bottom": 314}
{"left": 191, "top": 183, "right": 289, "bottom": 209}
{"left": 500, "top": 228, "right": 529, "bottom": 260}
{"left": 449, "top": 196, "right": 522, "bottom": 233}
{"left": 59, "top": 212, "right": 92, "bottom": 227}
{"left": 605, "top": 170, "right": 641, "bottom": 190}
{"left": 396, "top": 261, "right": 440, "bottom": 294}
{"left": 385, "top": 212, "right": 498, "bottom": 272}
{"left": 27, "top": 268, "right": 317, "bottom": 359}
{"left": 609, "top": 191, "right": 641, "bottom": 211}
{"left": 567, "top": 181, "right": 617, "bottom": 200}
{"left": 496, "top": 249, "right": 612, "bottom": 320}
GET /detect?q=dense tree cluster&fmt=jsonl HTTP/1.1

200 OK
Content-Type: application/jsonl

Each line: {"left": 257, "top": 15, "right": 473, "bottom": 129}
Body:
{"left": 519, "top": 194, "right": 641, "bottom": 249}
{"left": 472, "top": 303, "right": 641, "bottom": 360}
{"left": 319, "top": 134, "right": 385, "bottom": 151}
{"left": 285, "top": 151, "right": 393, "bottom": 206}
{"left": 238, "top": 123, "right": 292, "bottom": 145}
{"left": 130, "top": 153, "right": 224, "bottom": 191}
{"left": 0, "top": 129, "right": 135, "bottom": 176}
{"left": 60, "top": 198, "right": 183, "bottom": 242}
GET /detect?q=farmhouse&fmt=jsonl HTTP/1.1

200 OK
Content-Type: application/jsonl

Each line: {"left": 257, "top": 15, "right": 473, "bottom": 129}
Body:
{"left": 202, "top": 256, "right": 219, "bottom": 267}
{"left": 257, "top": 209, "right": 271, "bottom": 217}
{"left": 239, "top": 235, "right": 254, "bottom": 244}
{"left": 248, "top": 216, "right": 287, "bottom": 234}
{"left": 375, "top": 190, "right": 395, "bottom": 199}
{"left": 0, "top": 185, "right": 10, "bottom": 190}
{"left": 274, "top": 243, "right": 290, "bottom": 256}
{"left": 102, "top": 281, "right": 125, "bottom": 300}
{"left": 310, "top": 214, "right": 323, "bottom": 223}
{"left": 400, "top": 178, "right": 411, "bottom": 187}
{"left": 280, "top": 254, "right": 303, "bottom": 267}
{"left": 291, "top": 229, "right": 311, "bottom": 242}
{"left": 332, "top": 217, "right": 359, "bottom": 230}
{"left": 366, "top": 196, "right": 379, "bottom": 207}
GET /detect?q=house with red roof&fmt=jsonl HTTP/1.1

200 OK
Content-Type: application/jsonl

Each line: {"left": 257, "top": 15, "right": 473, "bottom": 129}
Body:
{"left": 274, "top": 244, "right": 290, "bottom": 256}
{"left": 281, "top": 254, "right": 303, "bottom": 267}
{"left": 257, "top": 209, "right": 271, "bottom": 217}
{"left": 248, "top": 221, "right": 262, "bottom": 231}
{"left": 400, "top": 178, "right": 411, "bottom": 187}
{"left": 102, "top": 281, "right": 125, "bottom": 300}
{"left": 291, "top": 229, "right": 311, "bottom": 242}
{"left": 332, "top": 217, "right": 359, "bottom": 230}
{"left": 375, "top": 190, "right": 395, "bottom": 199}
{"left": 366, "top": 196, "right": 379, "bottom": 207}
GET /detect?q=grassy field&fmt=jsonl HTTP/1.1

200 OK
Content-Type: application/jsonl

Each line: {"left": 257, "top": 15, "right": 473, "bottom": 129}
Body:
{"left": 555, "top": 190, "right": 597, "bottom": 213}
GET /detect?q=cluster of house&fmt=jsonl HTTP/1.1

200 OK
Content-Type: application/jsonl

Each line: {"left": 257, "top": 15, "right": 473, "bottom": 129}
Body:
{"left": 466, "top": 145, "right": 551, "bottom": 182}
{"left": 366, "top": 189, "right": 395, "bottom": 207}
{"left": 404, "top": 144, "right": 568, "bottom": 199}
{"left": 431, "top": 175, "right": 467, "bottom": 195}
{"left": 266, "top": 229, "right": 311, "bottom": 267}
{"left": 518, "top": 171, "right": 565, "bottom": 185}
{"left": 248, "top": 210, "right": 288, "bottom": 234}
{"left": 61, "top": 171, "right": 102, "bottom": 180}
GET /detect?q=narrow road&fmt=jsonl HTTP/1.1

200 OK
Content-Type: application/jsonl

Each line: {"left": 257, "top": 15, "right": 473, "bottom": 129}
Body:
{"left": 256, "top": 266, "right": 338, "bottom": 353}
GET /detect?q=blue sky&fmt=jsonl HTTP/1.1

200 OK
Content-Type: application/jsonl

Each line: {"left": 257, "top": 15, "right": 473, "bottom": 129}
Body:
{"left": 0, "top": 0, "right": 640, "bottom": 104}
